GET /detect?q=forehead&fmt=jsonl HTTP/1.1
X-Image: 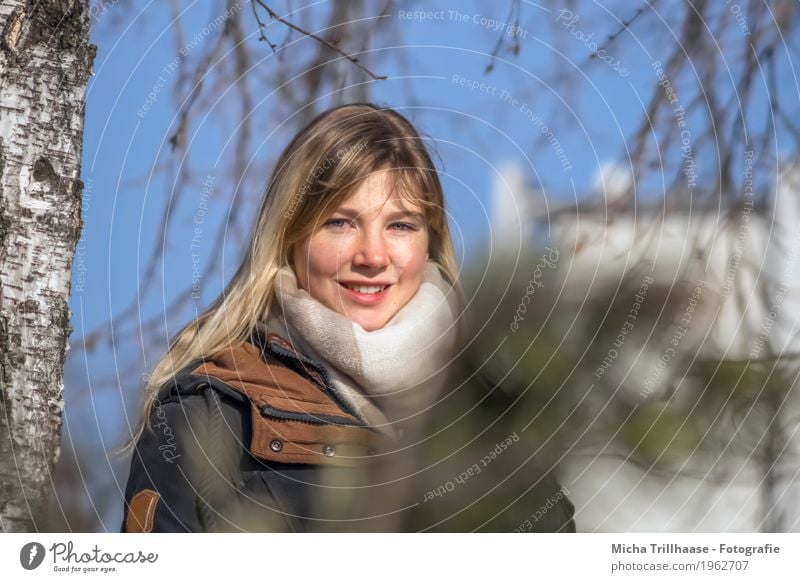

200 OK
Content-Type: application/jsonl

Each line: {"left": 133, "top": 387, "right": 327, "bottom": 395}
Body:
{"left": 335, "top": 169, "right": 424, "bottom": 215}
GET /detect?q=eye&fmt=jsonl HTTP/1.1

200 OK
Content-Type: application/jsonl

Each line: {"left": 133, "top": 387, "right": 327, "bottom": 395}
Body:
{"left": 324, "top": 218, "right": 351, "bottom": 229}
{"left": 390, "top": 222, "right": 417, "bottom": 231}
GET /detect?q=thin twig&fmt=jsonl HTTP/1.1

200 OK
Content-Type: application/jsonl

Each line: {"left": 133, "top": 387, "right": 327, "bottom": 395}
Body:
{"left": 251, "top": 0, "right": 386, "bottom": 80}
{"left": 591, "top": 4, "right": 649, "bottom": 59}
{"left": 485, "top": 0, "right": 521, "bottom": 74}
{"left": 169, "top": 15, "right": 231, "bottom": 149}
{"left": 250, "top": 0, "right": 278, "bottom": 51}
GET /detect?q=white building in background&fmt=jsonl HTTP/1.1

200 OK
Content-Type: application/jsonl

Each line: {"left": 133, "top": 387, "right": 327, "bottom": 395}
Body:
{"left": 489, "top": 161, "right": 533, "bottom": 256}
{"left": 490, "top": 160, "right": 800, "bottom": 532}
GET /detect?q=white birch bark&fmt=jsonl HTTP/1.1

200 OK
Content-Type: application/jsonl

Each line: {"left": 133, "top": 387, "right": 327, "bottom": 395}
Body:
{"left": 0, "top": 0, "right": 92, "bottom": 532}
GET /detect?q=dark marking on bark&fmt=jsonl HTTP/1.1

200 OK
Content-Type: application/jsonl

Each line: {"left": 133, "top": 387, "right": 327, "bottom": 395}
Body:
{"left": 30, "top": 0, "right": 88, "bottom": 51}
{"left": 32, "top": 157, "right": 59, "bottom": 186}
{"left": 0, "top": 314, "right": 9, "bottom": 400}
{"left": 85, "top": 42, "right": 97, "bottom": 77}
{"left": 35, "top": 210, "right": 72, "bottom": 237}
{"left": 0, "top": 138, "right": 7, "bottom": 400}
{"left": 51, "top": 295, "right": 73, "bottom": 350}
{"left": 0, "top": 137, "right": 7, "bottom": 255}
{"left": 0, "top": 5, "right": 31, "bottom": 54}
{"left": 17, "top": 299, "right": 39, "bottom": 315}
{"left": 33, "top": 177, "right": 84, "bottom": 240}
{"left": 72, "top": 177, "right": 85, "bottom": 239}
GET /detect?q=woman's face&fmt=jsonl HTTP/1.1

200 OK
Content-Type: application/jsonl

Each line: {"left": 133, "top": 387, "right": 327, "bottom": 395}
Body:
{"left": 293, "top": 169, "right": 430, "bottom": 331}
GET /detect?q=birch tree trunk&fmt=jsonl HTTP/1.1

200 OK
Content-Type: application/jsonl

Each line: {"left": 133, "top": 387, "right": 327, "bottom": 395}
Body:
{"left": 0, "top": 0, "right": 92, "bottom": 532}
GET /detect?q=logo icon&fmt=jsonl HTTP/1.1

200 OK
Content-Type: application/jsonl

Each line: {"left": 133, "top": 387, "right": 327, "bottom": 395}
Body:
{"left": 20, "top": 542, "right": 45, "bottom": 570}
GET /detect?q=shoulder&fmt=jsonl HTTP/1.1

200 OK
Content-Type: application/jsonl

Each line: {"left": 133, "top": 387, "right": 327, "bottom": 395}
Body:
{"left": 136, "top": 366, "right": 251, "bottom": 488}
{"left": 152, "top": 357, "right": 246, "bottom": 405}
{"left": 142, "top": 359, "right": 251, "bottom": 459}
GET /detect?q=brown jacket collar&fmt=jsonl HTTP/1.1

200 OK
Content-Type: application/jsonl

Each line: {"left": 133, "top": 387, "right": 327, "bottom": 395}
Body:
{"left": 190, "top": 328, "right": 393, "bottom": 467}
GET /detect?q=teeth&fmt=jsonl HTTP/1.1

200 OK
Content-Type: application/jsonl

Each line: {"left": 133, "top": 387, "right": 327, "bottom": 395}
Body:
{"left": 343, "top": 284, "right": 386, "bottom": 294}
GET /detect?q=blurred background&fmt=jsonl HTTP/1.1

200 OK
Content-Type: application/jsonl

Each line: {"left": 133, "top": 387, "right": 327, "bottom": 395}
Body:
{"left": 55, "top": 0, "right": 800, "bottom": 531}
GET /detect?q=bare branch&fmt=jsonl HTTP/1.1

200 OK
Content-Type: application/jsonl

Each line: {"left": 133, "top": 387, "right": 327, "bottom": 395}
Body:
{"left": 250, "top": 0, "right": 278, "bottom": 51}
{"left": 251, "top": 0, "right": 387, "bottom": 80}
{"left": 484, "top": 0, "right": 522, "bottom": 74}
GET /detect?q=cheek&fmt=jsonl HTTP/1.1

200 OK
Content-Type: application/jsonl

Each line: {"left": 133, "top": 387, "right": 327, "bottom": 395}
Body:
{"left": 304, "top": 237, "right": 345, "bottom": 278}
{"left": 293, "top": 238, "right": 333, "bottom": 292}
{"left": 397, "top": 236, "right": 430, "bottom": 282}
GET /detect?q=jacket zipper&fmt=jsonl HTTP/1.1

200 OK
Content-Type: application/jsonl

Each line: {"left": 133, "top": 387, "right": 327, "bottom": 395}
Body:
{"left": 196, "top": 368, "right": 368, "bottom": 429}
{"left": 259, "top": 402, "right": 363, "bottom": 427}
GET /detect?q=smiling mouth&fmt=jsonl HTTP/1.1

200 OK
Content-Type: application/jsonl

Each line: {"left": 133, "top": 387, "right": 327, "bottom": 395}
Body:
{"left": 338, "top": 282, "right": 391, "bottom": 294}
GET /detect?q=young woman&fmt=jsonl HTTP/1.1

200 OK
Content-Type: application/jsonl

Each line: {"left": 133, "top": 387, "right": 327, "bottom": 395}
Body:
{"left": 121, "top": 103, "right": 575, "bottom": 532}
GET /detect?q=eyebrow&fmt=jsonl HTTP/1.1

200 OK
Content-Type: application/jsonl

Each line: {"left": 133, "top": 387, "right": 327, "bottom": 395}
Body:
{"left": 333, "top": 208, "right": 425, "bottom": 222}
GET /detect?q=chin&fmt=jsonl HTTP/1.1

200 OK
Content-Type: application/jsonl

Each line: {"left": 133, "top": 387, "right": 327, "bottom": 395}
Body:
{"left": 348, "top": 312, "right": 389, "bottom": 332}
{"left": 353, "top": 319, "right": 385, "bottom": 332}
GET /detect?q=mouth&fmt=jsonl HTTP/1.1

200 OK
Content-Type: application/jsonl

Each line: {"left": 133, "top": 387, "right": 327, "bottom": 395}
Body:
{"left": 338, "top": 282, "right": 392, "bottom": 304}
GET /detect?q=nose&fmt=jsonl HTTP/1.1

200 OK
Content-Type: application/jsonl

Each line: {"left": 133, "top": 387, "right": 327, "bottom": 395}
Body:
{"left": 353, "top": 228, "right": 389, "bottom": 269}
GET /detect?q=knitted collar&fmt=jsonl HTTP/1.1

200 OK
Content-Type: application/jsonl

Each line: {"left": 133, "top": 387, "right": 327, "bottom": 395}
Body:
{"left": 265, "top": 262, "right": 460, "bottom": 438}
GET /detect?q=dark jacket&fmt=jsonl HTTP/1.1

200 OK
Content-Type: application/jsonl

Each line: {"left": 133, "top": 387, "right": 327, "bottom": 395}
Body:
{"left": 121, "top": 326, "right": 576, "bottom": 532}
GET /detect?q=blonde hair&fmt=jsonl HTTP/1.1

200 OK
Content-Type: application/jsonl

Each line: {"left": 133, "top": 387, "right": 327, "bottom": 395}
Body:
{"left": 125, "top": 103, "right": 463, "bottom": 449}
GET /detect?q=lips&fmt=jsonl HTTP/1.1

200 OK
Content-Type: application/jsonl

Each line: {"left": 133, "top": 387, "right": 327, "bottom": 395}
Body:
{"left": 340, "top": 282, "right": 389, "bottom": 293}
{"left": 338, "top": 281, "right": 392, "bottom": 304}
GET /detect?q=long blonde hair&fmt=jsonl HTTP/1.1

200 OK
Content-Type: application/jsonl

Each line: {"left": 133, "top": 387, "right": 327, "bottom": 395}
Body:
{"left": 126, "top": 103, "right": 463, "bottom": 447}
